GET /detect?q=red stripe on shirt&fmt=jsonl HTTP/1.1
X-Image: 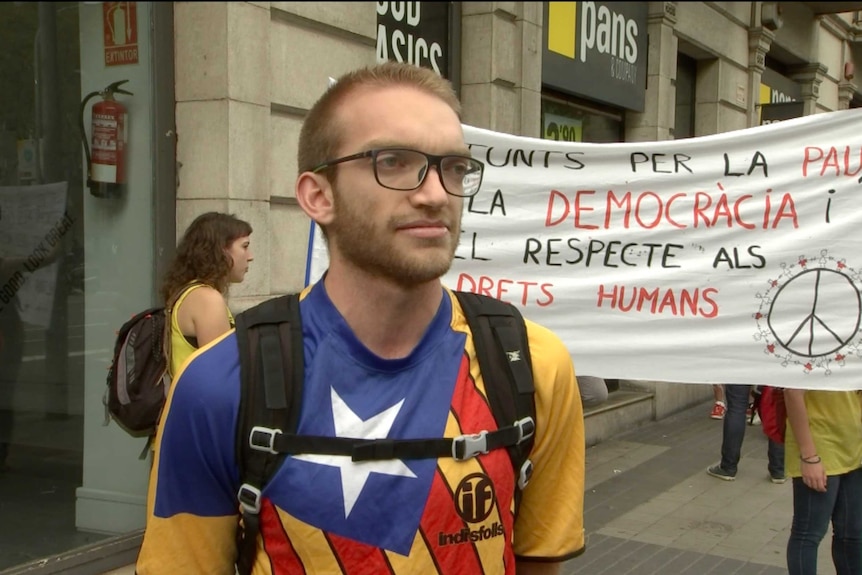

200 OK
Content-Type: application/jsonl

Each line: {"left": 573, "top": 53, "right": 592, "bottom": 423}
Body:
{"left": 327, "top": 532, "right": 392, "bottom": 575}
{"left": 421, "top": 468, "right": 483, "bottom": 573}
{"left": 260, "top": 499, "right": 306, "bottom": 575}
{"left": 450, "top": 351, "right": 519, "bottom": 571}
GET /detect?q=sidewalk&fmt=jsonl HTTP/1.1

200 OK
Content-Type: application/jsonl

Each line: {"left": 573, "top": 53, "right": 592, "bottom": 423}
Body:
{"left": 562, "top": 399, "right": 834, "bottom": 575}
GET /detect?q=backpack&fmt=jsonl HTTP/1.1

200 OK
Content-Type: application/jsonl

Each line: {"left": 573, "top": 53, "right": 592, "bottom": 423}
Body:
{"left": 753, "top": 385, "right": 787, "bottom": 444}
{"left": 102, "top": 283, "right": 199, "bottom": 441}
{"left": 103, "top": 306, "right": 170, "bottom": 438}
{"left": 232, "top": 291, "right": 536, "bottom": 575}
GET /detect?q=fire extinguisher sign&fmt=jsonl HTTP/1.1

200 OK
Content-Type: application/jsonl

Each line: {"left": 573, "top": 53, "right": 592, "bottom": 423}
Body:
{"left": 103, "top": 2, "right": 139, "bottom": 67}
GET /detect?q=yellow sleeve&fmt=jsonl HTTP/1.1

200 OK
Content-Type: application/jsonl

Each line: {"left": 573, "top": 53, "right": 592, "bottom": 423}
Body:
{"left": 137, "top": 332, "right": 242, "bottom": 574}
{"left": 513, "top": 319, "right": 586, "bottom": 560}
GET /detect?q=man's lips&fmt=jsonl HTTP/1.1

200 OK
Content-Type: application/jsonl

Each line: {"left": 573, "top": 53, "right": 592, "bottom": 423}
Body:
{"left": 397, "top": 220, "right": 450, "bottom": 238}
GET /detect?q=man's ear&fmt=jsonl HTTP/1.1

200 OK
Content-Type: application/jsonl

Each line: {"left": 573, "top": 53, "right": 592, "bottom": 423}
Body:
{"left": 295, "top": 172, "right": 335, "bottom": 226}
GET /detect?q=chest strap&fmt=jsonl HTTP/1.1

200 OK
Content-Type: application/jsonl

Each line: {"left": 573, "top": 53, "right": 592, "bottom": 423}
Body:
{"left": 247, "top": 417, "right": 534, "bottom": 462}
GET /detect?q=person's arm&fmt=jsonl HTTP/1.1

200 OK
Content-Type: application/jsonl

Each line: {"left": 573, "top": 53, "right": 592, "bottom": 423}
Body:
{"left": 513, "top": 321, "right": 585, "bottom": 565}
{"left": 177, "top": 286, "right": 232, "bottom": 347}
{"left": 137, "top": 338, "right": 241, "bottom": 574}
{"left": 784, "top": 388, "right": 827, "bottom": 492}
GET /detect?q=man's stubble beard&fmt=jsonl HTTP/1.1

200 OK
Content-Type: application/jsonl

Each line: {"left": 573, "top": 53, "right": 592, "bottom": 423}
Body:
{"left": 327, "top": 189, "right": 462, "bottom": 288}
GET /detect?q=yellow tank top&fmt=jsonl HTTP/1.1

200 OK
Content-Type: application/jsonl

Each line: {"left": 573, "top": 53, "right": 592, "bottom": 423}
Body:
{"left": 785, "top": 390, "right": 862, "bottom": 477}
{"left": 168, "top": 283, "right": 234, "bottom": 377}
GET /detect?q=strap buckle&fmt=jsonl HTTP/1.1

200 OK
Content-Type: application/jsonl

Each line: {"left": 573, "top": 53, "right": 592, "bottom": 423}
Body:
{"left": 237, "top": 483, "right": 262, "bottom": 514}
{"left": 249, "top": 426, "right": 281, "bottom": 454}
{"left": 452, "top": 430, "right": 489, "bottom": 460}
{"left": 518, "top": 459, "right": 533, "bottom": 489}
{"left": 514, "top": 417, "right": 535, "bottom": 444}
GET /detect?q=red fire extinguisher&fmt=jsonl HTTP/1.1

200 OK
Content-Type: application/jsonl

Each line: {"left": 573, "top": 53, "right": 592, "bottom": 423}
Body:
{"left": 80, "top": 80, "right": 133, "bottom": 198}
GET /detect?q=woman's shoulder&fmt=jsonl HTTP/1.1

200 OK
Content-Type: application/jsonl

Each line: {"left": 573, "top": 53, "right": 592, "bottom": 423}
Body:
{"left": 178, "top": 284, "right": 227, "bottom": 310}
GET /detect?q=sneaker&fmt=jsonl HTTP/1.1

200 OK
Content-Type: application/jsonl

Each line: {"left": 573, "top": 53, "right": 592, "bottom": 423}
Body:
{"left": 770, "top": 474, "right": 787, "bottom": 484}
{"left": 707, "top": 464, "right": 736, "bottom": 481}
{"left": 710, "top": 401, "right": 726, "bottom": 420}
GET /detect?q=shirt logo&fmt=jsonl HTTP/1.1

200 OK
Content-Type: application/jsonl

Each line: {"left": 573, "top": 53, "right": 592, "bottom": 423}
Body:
{"left": 454, "top": 473, "right": 496, "bottom": 523}
{"left": 506, "top": 350, "right": 522, "bottom": 363}
{"left": 438, "top": 473, "right": 505, "bottom": 547}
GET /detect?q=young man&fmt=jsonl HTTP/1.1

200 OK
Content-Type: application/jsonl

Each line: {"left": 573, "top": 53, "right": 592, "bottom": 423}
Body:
{"left": 136, "top": 62, "right": 585, "bottom": 574}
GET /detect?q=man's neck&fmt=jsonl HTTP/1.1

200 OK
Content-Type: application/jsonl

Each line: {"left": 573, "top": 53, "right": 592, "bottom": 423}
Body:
{"left": 323, "top": 269, "right": 445, "bottom": 359}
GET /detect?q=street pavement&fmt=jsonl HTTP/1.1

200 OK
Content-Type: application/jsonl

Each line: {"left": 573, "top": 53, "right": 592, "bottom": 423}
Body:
{"left": 103, "top": 398, "right": 836, "bottom": 575}
{"left": 561, "top": 398, "right": 834, "bottom": 575}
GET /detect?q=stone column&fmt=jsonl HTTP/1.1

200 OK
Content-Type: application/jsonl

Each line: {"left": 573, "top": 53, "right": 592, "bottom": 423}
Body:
{"left": 174, "top": 2, "right": 272, "bottom": 312}
{"left": 748, "top": 27, "right": 775, "bottom": 126}
{"left": 838, "top": 80, "right": 856, "bottom": 109}
{"left": 460, "top": 3, "right": 543, "bottom": 137}
{"left": 789, "top": 63, "right": 829, "bottom": 115}
{"left": 626, "top": 2, "right": 677, "bottom": 142}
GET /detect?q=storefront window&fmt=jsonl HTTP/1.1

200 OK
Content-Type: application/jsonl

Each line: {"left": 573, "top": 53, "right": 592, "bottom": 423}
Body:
{"left": 0, "top": 2, "right": 167, "bottom": 570}
{"left": 541, "top": 93, "right": 623, "bottom": 143}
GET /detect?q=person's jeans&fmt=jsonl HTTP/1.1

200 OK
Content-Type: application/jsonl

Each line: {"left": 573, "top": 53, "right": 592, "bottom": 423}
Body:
{"left": 787, "top": 467, "right": 862, "bottom": 575}
{"left": 719, "top": 384, "right": 784, "bottom": 477}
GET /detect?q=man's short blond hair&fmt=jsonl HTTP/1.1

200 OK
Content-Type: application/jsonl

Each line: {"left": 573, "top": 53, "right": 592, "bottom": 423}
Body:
{"left": 297, "top": 62, "right": 462, "bottom": 175}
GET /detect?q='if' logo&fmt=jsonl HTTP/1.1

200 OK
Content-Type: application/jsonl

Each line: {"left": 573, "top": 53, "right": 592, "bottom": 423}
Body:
{"left": 454, "top": 473, "right": 496, "bottom": 523}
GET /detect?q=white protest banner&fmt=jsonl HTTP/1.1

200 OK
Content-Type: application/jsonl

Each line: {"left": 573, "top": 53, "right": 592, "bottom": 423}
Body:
{"left": 307, "top": 108, "right": 862, "bottom": 390}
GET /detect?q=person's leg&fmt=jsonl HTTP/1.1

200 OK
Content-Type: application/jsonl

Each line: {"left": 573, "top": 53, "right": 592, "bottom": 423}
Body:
{"left": 787, "top": 475, "right": 838, "bottom": 575}
{"left": 717, "top": 384, "right": 749, "bottom": 475}
{"left": 710, "top": 384, "right": 726, "bottom": 419}
{"left": 830, "top": 467, "right": 862, "bottom": 575}
{"left": 577, "top": 375, "right": 608, "bottom": 409}
{"left": 767, "top": 438, "right": 786, "bottom": 481}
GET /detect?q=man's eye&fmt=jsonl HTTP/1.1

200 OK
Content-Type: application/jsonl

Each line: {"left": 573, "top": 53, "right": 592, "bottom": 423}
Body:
{"left": 445, "top": 160, "right": 471, "bottom": 176}
{"left": 450, "top": 163, "right": 469, "bottom": 175}
{"left": 376, "top": 154, "right": 403, "bottom": 169}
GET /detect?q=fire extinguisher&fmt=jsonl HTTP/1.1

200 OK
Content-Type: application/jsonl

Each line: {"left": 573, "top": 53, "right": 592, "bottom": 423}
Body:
{"left": 79, "top": 80, "right": 133, "bottom": 198}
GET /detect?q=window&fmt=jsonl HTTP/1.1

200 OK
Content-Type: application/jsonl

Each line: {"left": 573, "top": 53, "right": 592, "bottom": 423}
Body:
{"left": 541, "top": 92, "right": 624, "bottom": 143}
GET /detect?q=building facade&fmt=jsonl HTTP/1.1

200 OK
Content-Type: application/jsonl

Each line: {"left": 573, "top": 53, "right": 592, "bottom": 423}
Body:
{"left": 0, "top": 2, "right": 860, "bottom": 572}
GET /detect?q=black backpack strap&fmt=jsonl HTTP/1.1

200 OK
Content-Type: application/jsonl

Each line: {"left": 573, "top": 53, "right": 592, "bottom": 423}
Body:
{"left": 247, "top": 421, "right": 533, "bottom": 462}
{"left": 234, "top": 294, "right": 303, "bottom": 575}
{"left": 453, "top": 291, "right": 536, "bottom": 503}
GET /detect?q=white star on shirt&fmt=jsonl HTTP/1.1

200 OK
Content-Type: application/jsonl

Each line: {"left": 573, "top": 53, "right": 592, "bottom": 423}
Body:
{"left": 293, "top": 388, "right": 417, "bottom": 517}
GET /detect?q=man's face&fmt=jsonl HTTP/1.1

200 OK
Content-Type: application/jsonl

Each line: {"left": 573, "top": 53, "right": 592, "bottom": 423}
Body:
{"left": 325, "top": 86, "right": 467, "bottom": 287}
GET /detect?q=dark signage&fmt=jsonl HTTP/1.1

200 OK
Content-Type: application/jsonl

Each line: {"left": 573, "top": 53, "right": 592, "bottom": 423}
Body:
{"left": 761, "top": 68, "right": 802, "bottom": 103}
{"left": 542, "top": 2, "right": 647, "bottom": 112}
{"left": 760, "top": 101, "right": 804, "bottom": 125}
{"left": 759, "top": 68, "right": 802, "bottom": 124}
{"left": 377, "top": 2, "right": 449, "bottom": 77}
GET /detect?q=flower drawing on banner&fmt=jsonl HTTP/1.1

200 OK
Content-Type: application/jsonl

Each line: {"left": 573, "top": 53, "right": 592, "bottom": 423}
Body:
{"left": 754, "top": 249, "right": 862, "bottom": 375}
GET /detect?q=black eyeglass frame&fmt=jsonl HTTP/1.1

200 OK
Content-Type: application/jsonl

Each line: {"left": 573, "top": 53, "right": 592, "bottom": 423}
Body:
{"left": 311, "top": 148, "right": 485, "bottom": 198}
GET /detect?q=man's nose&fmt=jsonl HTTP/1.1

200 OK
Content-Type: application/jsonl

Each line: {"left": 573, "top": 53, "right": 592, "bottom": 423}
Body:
{"left": 412, "top": 164, "right": 449, "bottom": 206}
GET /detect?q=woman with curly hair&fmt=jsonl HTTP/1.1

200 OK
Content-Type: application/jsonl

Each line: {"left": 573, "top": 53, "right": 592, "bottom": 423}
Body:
{"left": 161, "top": 212, "right": 253, "bottom": 378}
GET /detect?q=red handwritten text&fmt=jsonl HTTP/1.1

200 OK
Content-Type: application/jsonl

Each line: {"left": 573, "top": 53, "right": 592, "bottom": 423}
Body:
{"left": 455, "top": 273, "right": 554, "bottom": 307}
{"left": 546, "top": 188, "right": 798, "bottom": 230}
{"left": 597, "top": 284, "right": 719, "bottom": 318}
{"left": 802, "top": 146, "right": 862, "bottom": 177}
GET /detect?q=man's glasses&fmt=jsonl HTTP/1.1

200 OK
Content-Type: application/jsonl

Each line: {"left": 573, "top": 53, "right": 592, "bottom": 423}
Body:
{"left": 312, "top": 148, "right": 485, "bottom": 198}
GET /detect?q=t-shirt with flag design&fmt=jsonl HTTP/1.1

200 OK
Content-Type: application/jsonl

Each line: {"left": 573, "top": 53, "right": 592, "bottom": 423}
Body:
{"left": 136, "top": 283, "right": 585, "bottom": 574}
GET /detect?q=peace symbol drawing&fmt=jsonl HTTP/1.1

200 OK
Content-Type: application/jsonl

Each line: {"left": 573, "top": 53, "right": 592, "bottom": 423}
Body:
{"left": 754, "top": 250, "right": 862, "bottom": 375}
